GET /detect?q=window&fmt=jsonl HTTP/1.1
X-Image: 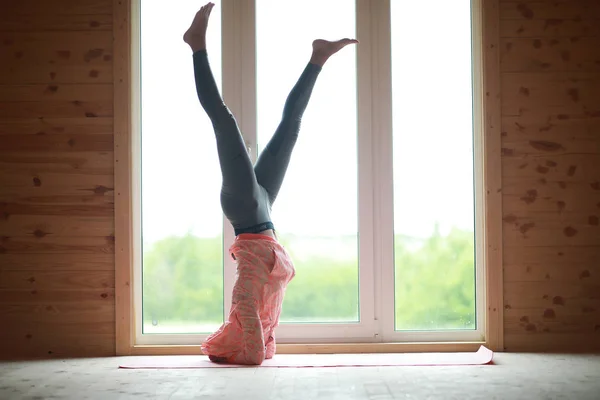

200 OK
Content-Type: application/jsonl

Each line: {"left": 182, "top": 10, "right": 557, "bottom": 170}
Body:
{"left": 139, "top": 0, "right": 224, "bottom": 337}
{"left": 129, "top": 0, "right": 490, "bottom": 348}
{"left": 389, "top": 0, "right": 480, "bottom": 335}
{"left": 256, "top": 0, "right": 360, "bottom": 325}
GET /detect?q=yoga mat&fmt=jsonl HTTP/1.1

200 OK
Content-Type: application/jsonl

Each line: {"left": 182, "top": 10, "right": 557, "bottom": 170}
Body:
{"left": 119, "top": 345, "right": 493, "bottom": 369}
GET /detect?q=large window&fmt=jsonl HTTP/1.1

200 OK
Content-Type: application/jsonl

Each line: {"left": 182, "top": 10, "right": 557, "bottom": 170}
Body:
{"left": 134, "top": 0, "right": 485, "bottom": 346}
{"left": 390, "top": 0, "right": 477, "bottom": 332}
{"left": 256, "top": 0, "right": 359, "bottom": 324}
{"left": 140, "top": 0, "right": 224, "bottom": 335}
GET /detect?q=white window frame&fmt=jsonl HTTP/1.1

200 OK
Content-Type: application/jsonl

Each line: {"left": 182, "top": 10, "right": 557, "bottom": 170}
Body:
{"left": 116, "top": 0, "right": 503, "bottom": 353}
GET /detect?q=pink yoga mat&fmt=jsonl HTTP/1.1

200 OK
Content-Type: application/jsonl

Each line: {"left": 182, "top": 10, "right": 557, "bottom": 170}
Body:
{"left": 119, "top": 345, "right": 493, "bottom": 368}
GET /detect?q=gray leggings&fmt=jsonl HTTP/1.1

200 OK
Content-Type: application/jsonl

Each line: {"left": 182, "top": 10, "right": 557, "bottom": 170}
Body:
{"left": 193, "top": 50, "right": 321, "bottom": 235}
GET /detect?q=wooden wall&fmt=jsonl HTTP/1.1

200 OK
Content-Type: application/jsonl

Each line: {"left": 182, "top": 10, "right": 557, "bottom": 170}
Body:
{"left": 500, "top": 0, "right": 600, "bottom": 351}
{"left": 0, "top": 0, "right": 116, "bottom": 358}
{"left": 0, "top": 0, "right": 598, "bottom": 358}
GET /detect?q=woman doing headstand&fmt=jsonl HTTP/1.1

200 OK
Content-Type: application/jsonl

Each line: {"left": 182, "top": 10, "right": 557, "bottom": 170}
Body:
{"left": 183, "top": 2, "right": 358, "bottom": 365}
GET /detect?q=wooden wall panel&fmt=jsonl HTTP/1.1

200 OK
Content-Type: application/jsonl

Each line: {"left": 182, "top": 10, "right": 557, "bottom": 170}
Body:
{"left": 500, "top": 0, "right": 600, "bottom": 352}
{"left": 0, "top": 0, "right": 115, "bottom": 358}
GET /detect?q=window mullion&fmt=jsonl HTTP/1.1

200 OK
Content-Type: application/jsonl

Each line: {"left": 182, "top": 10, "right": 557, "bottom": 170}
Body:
{"left": 369, "top": 0, "right": 395, "bottom": 342}
{"left": 220, "top": 0, "right": 257, "bottom": 318}
{"left": 356, "top": 0, "right": 378, "bottom": 341}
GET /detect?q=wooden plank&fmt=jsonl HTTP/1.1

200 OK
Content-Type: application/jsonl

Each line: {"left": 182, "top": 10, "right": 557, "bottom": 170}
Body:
{"left": 0, "top": 203, "right": 114, "bottom": 217}
{"left": 0, "top": 215, "right": 113, "bottom": 237}
{"left": 502, "top": 178, "right": 600, "bottom": 210}
{"left": 0, "top": 253, "right": 114, "bottom": 271}
{"left": 503, "top": 211, "right": 600, "bottom": 246}
{"left": 0, "top": 302, "right": 114, "bottom": 323}
{"left": 506, "top": 305, "right": 600, "bottom": 318}
{"left": 503, "top": 175, "right": 600, "bottom": 193}
{"left": 0, "top": 32, "right": 112, "bottom": 65}
{"left": 0, "top": 15, "right": 113, "bottom": 32}
{"left": 504, "top": 262, "right": 600, "bottom": 283}
{"left": 502, "top": 113, "right": 600, "bottom": 134}
{"left": 0, "top": 84, "right": 113, "bottom": 102}
{"left": 503, "top": 244, "right": 600, "bottom": 265}
{"left": 503, "top": 188, "right": 599, "bottom": 219}
{"left": 0, "top": 152, "right": 114, "bottom": 175}
{"left": 0, "top": 333, "right": 115, "bottom": 359}
{"left": 0, "top": 117, "right": 113, "bottom": 136}
{"left": 505, "top": 281, "right": 600, "bottom": 308}
{"left": 481, "top": 0, "right": 504, "bottom": 353}
{"left": 114, "top": 0, "right": 134, "bottom": 356}
{"left": 500, "top": 18, "right": 600, "bottom": 38}
{"left": 499, "top": 1, "right": 600, "bottom": 20}
{"left": 504, "top": 332, "right": 600, "bottom": 352}
{"left": 1, "top": 321, "right": 114, "bottom": 339}
{"left": 0, "top": 270, "right": 113, "bottom": 290}
{"left": 2, "top": 0, "right": 112, "bottom": 16}
{"left": 501, "top": 72, "right": 600, "bottom": 116}
{"left": 0, "top": 171, "right": 113, "bottom": 189}
{"left": 0, "top": 193, "right": 113, "bottom": 208}
{"left": 0, "top": 134, "right": 113, "bottom": 152}
{"left": 503, "top": 187, "right": 600, "bottom": 213}
{"left": 0, "top": 101, "right": 112, "bottom": 118}
{"left": 502, "top": 137, "right": 600, "bottom": 156}
{"left": 500, "top": 37, "right": 600, "bottom": 72}
{"left": 505, "top": 314, "right": 599, "bottom": 334}
{"left": 0, "top": 235, "right": 115, "bottom": 255}
{"left": 0, "top": 65, "right": 113, "bottom": 84}
{"left": 0, "top": 288, "right": 114, "bottom": 303}
{"left": 502, "top": 155, "right": 600, "bottom": 177}
{"left": 502, "top": 116, "right": 600, "bottom": 156}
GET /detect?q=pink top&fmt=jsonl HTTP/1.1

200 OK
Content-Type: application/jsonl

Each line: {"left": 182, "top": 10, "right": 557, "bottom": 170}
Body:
{"left": 201, "top": 233, "right": 296, "bottom": 365}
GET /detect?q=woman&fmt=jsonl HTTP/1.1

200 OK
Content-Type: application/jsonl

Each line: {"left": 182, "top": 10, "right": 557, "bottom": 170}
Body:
{"left": 183, "top": 2, "right": 357, "bottom": 365}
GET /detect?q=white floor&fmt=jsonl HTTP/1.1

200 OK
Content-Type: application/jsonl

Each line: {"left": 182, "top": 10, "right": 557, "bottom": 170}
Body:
{"left": 1, "top": 353, "right": 599, "bottom": 400}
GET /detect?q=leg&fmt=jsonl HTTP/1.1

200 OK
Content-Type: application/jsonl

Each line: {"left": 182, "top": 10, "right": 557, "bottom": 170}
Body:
{"left": 184, "top": 3, "right": 257, "bottom": 216}
{"left": 254, "top": 38, "right": 358, "bottom": 204}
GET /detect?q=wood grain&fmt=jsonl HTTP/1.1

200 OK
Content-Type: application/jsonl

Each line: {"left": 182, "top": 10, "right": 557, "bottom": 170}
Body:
{"left": 0, "top": 333, "right": 115, "bottom": 359}
{"left": 501, "top": 72, "right": 600, "bottom": 117}
{"left": 503, "top": 244, "right": 600, "bottom": 265}
{"left": 0, "top": 270, "right": 114, "bottom": 289}
{"left": 0, "top": 215, "right": 113, "bottom": 237}
{"left": 0, "top": 152, "right": 114, "bottom": 175}
{"left": 0, "top": 15, "right": 112, "bottom": 32}
{"left": 500, "top": 37, "right": 600, "bottom": 72}
{"left": 500, "top": 0, "right": 600, "bottom": 351}
{"left": 505, "top": 333, "right": 600, "bottom": 352}
{"left": 0, "top": 84, "right": 113, "bottom": 102}
{"left": 0, "top": 253, "right": 114, "bottom": 271}
{"left": 0, "top": 135, "right": 113, "bottom": 152}
{"left": 500, "top": 18, "right": 600, "bottom": 38}
{"left": 504, "top": 262, "right": 600, "bottom": 284}
{"left": 481, "top": 0, "right": 504, "bottom": 352}
{"left": 0, "top": 288, "right": 114, "bottom": 303}
{"left": 113, "top": 0, "right": 133, "bottom": 356}
{"left": 2, "top": 0, "right": 112, "bottom": 16}
{"left": 499, "top": 1, "right": 600, "bottom": 20}
{"left": 0, "top": 235, "right": 114, "bottom": 255}
{"left": 0, "top": 117, "right": 113, "bottom": 136}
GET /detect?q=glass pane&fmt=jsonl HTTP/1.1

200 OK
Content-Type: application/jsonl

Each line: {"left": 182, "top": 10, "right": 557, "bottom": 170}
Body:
{"left": 391, "top": 0, "right": 476, "bottom": 330}
{"left": 141, "top": 1, "right": 223, "bottom": 334}
{"left": 256, "top": 0, "right": 359, "bottom": 323}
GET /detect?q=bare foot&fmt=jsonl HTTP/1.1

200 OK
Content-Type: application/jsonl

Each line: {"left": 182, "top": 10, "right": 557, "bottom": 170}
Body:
{"left": 183, "top": 2, "right": 215, "bottom": 52}
{"left": 310, "top": 38, "right": 359, "bottom": 67}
